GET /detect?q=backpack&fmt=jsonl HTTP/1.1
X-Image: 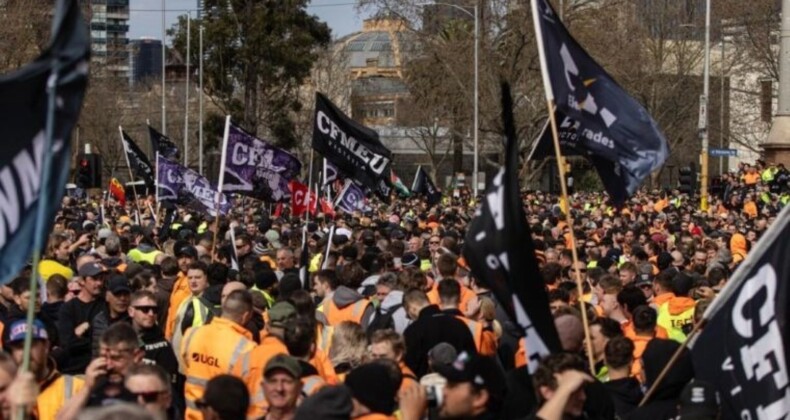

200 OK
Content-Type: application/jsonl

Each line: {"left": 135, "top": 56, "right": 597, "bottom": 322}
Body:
{"left": 367, "top": 303, "right": 402, "bottom": 336}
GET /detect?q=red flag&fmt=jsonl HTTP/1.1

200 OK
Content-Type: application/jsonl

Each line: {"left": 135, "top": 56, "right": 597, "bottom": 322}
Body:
{"left": 289, "top": 180, "right": 310, "bottom": 217}
{"left": 308, "top": 185, "right": 319, "bottom": 215}
{"left": 273, "top": 203, "right": 283, "bottom": 219}
{"left": 109, "top": 178, "right": 126, "bottom": 207}
{"left": 320, "top": 198, "right": 335, "bottom": 218}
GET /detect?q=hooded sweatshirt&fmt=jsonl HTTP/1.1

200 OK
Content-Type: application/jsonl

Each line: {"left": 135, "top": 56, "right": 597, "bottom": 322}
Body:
{"left": 330, "top": 286, "right": 375, "bottom": 328}
{"left": 379, "top": 290, "right": 410, "bottom": 334}
{"left": 603, "top": 376, "right": 643, "bottom": 418}
{"left": 626, "top": 339, "right": 693, "bottom": 420}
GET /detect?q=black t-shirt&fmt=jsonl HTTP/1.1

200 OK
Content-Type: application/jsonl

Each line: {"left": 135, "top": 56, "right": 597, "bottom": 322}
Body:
{"left": 57, "top": 297, "right": 105, "bottom": 374}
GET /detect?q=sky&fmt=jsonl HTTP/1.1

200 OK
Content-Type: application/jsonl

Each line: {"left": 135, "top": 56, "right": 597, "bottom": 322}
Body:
{"left": 128, "top": 0, "right": 372, "bottom": 42}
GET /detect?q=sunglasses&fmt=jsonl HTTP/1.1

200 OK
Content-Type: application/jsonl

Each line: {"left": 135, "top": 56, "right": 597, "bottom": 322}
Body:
{"left": 132, "top": 390, "right": 167, "bottom": 403}
{"left": 133, "top": 305, "right": 158, "bottom": 314}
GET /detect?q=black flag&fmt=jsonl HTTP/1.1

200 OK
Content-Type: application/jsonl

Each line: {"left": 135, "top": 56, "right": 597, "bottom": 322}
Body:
{"left": 463, "top": 84, "right": 561, "bottom": 372}
{"left": 689, "top": 204, "right": 790, "bottom": 419}
{"left": 0, "top": 0, "right": 90, "bottom": 285}
{"left": 312, "top": 92, "right": 392, "bottom": 190}
{"left": 148, "top": 125, "right": 180, "bottom": 159}
{"left": 532, "top": 0, "right": 669, "bottom": 204}
{"left": 120, "top": 128, "right": 155, "bottom": 188}
{"left": 527, "top": 110, "right": 637, "bottom": 203}
{"left": 411, "top": 166, "right": 442, "bottom": 207}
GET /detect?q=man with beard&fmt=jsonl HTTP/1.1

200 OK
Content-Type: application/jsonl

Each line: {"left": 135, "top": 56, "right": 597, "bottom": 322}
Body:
{"left": 86, "top": 322, "right": 143, "bottom": 406}
{"left": 5, "top": 319, "right": 86, "bottom": 420}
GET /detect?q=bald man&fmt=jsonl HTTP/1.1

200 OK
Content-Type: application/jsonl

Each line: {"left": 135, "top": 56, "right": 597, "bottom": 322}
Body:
{"left": 221, "top": 282, "right": 262, "bottom": 343}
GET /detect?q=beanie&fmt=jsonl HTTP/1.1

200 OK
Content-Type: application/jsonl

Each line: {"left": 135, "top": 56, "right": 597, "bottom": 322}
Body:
{"left": 344, "top": 363, "right": 397, "bottom": 414}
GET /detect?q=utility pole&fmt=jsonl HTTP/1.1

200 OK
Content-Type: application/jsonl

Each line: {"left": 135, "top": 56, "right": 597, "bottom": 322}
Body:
{"left": 161, "top": 0, "right": 166, "bottom": 134}
{"left": 184, "top": 13, "right": 190, "bottom": 167}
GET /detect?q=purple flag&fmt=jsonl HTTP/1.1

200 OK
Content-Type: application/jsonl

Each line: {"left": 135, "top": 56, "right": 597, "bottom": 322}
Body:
{"left": 222, "top": 124, "right": 302, "bottom": 202}
{"left": 334, "top": 180, "right": 366, "bottom": 213}
{"left": 157, "top": 155, "right": 233, "bottom": 216}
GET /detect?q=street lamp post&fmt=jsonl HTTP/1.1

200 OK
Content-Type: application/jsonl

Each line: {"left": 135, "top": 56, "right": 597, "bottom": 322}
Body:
{"left": 700, "top": 0, "right": 711, "bottom": 210}
{"left": 417, "top": 2, "right": 479, "bottom": 196}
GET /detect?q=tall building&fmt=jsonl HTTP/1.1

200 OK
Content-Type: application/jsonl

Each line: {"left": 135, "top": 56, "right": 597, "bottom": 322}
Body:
{"left": 90, "top": 0, "right": 130, "bottom": 79}
{"left": 129, "top": 38, "right": 163, "bottom": 86}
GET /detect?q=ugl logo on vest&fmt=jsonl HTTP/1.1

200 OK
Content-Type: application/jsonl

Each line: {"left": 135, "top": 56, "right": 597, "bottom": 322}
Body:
{"left": 192, "top": 352, "right": 220, "bottom": 368}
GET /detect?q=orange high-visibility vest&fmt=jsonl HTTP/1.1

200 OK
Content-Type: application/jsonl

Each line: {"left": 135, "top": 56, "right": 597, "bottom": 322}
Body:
{"left": 165, "top": 272, "right": 190, "bottom": 340}
{"left": 235, "top": 336, "right": 289, "bottom": 419}
{"left": 322, "top": 299, "right": 370, "bottom": 326}
{"left": 180, "top": 317, "right": 256, "bottom": 420}
{"left": 456, "top": 316, "right": 497, "bottom": 356}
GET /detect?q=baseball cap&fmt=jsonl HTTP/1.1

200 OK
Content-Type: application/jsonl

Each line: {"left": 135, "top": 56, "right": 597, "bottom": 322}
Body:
{"left": 268, "top": 302, "right": 297, "bottom": 327}
{"left": 264, "top": 230, "right": 282, "bottom": 249}
{"left": 428, "top": 342, "right": 457, "bottom": 367}
{"left": 175, "top": 245, "right": 198, "bottom": 259}
{"left": 678, "top": 380, "right": 719, "bottom": 419}
{"left": 78, "top": 262, "right": 107, "bottom": 278}
{"left": 264, "top": 354, "right": 302, "bottom": 379}
{"left": 97, "top": 227, "right": 113, "bottom": 240}
{"left": 401, "top": 253, "right": 419, "bottom": 268}
{"left": 107, "top": 274, "right": 132, "bottom": 294}
{"left": 7, "top": 319, "right": 49, "bottom": 344}
{"left": 436, "top": 352, "right": 506, "bottom": 401}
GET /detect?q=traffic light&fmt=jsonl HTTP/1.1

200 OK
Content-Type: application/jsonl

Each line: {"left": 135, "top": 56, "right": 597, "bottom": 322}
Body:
{"left": 678, "top": 166, "right": 696, "bottom": 194}
{"left": 76, "top": 153, "right": 102, "bottom": 189}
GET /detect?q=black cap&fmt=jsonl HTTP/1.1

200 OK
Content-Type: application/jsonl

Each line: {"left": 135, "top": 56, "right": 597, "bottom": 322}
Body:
{"left": 436, "top": 352, "right": 506, "bottom": 402}
{"left": 78, "top": 262, "right": 107, "bottom": 278}
{"left": 176, "top": 244, "right": 198, "bottom": 259}
{"left": 107, "top": 274, "right": 131, "bottom": 294}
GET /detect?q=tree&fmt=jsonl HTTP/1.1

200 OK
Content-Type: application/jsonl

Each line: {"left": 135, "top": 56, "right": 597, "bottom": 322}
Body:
{"left": 169, "top": 0, "right": 331, "bottom": 149}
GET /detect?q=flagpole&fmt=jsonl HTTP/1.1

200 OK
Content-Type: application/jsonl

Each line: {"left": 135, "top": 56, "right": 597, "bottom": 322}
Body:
{"left": 411, "top": 165, "right": 421, "bottom": 192}
{"left": 19, "top": 63, "right": 62, "bottom": 402}
{"left": 148, "top": 119, "right": 160, "bottom": 214}
{"left": 118, "top": 126, "right": 146, "bottom": 225}
{"left": 211, "top": 115, "right": 231, "bottom": 260}
{"left": 322, "top": 225, "right": 335, "bottom": 269}
{"left": 531, "top": 0, "right": 595, "bottom": 374}
{"left": 638, "top": 319, "right": 707, "bottom": 407}
{"left": 305, "top": 149, "right": 314, "bottom": 225}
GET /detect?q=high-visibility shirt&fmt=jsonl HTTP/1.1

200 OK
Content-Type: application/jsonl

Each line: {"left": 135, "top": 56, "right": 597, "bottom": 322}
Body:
{"left": 235, "top": 336, "right": 289, "bottom": 419}
{"left": 165, "top": 272, "right": 191, "bottom": 340}
{"left": 455, "top": 316, "right": 497, "bottom": 356}
{"left": 656, "top": 300, "right": 695, "bottom": 343}
{"left": 38, "top": 260, "right": 74, "bottom": 282}
{"left": 36, "top": 374, "right": 84, "bottom": 420}
{"left": 630, "top": 334, "right": 653, "bottom": 381}
{"left": 310, "top": 348, "right": 338, "bottom": 385}
{"left": 322, "top": 298, "right": 371, "bottom": 326}
{"left": 180, "top": 317, "right": 255, "bottom": 420}
{"left": 127, "top": 247, "right": 161, "bottom": 264}
{"left": 743, "top": 172, "right": 760, "bottom": 185}
{"left": 427, "top": 281, "right": 476, "bottom": 314}
{"left": 316, "top": 323, "right": 334, "bottom": 353}
{"left": 309, "top": 253, "right": 322, "bottom": 273}
{"left": 744, "top": 201, "right": 758, "bottom": 219}
{"left": 173, "top": 296, "right": 214, "bottom": 372}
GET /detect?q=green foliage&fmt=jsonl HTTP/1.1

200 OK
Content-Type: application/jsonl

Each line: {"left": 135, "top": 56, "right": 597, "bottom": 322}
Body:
{"left": 170, "top": 0, "right": 331, "bottom": 149}
{"left": 575, "top": 168, "right": 604, "bottom": 192}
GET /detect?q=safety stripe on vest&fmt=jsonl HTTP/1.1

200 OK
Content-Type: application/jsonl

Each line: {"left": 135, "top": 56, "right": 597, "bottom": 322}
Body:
{"left": 240, "top": 352, "right": 251, "bottom": 378}
{"left": 228, "top": 339, "right": 248, "bottom": 373}
{"left": 302, "top": 376, "right": 323, "bottom": 395}
{"left": 64, "top": 375, "right": 73, "bottom": 400}
{"left": 351, "top": 300, "right": 366, "bottom": 319}
{"left": 319, "top": 325, "right": 332, "bottom": 351}
{"left": 252, "top": 388, "right": 266, "bottom": 405}
{"left": 186, "top": 376, "right": 208, "bottom": 387}
{"left": 185, "top": 399, "right": 198, "bottom": 410}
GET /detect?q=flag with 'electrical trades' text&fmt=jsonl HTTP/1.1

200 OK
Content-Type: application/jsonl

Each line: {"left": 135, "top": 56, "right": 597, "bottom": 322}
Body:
{"left": 0, "top": 0, "right": 90, "bottom": 286}
{"left": 463, "top": 84, "right": 562, "bottom": 373}
{"left": 689, "top": 203, "right": 790, "bottom": 419}
{"left": 120, "top": 129, "right": 155, "bottom": 188}
{"left": 532, "top": 0, "right": 669, "bottom": 204}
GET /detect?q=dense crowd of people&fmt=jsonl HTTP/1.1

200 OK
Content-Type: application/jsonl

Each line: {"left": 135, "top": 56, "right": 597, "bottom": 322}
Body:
{"left": 0, "top": 159, "right": 786, "bottom": 420}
